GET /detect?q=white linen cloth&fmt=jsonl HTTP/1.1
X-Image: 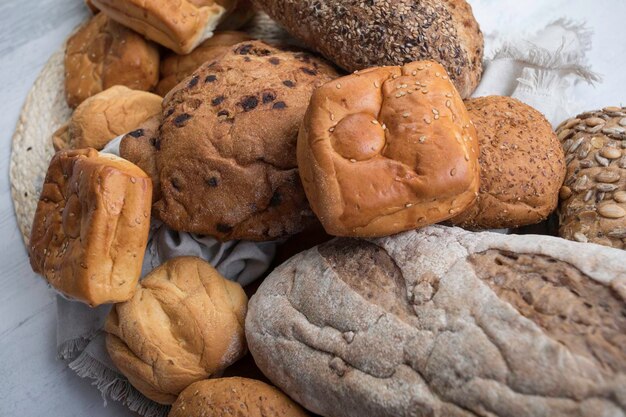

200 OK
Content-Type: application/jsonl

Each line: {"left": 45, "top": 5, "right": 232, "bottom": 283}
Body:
{"left": 57, "top": 17, "right": 599, "bottom": 417}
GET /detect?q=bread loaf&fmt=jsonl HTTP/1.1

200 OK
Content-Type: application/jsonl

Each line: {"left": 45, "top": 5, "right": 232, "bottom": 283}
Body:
{"left": 247, "top": 225, "right": 626, "bottom": 417}
{"left": 556, "top": 107, "right": 626, "bottom": 249}
{"left": 64, "top": 13, "right": 160, "bottom": 108}
{"left": 250, "top": 0, "right": 483, "bottom": 98}
{"left": 298, "top": 61, "right": 480, "bottom": 237}
{"left": 105, "top": 257, "right": 248, "bottom": 404}
{"left": 53, "top": 86, "right": 162, "bottom": 151}
{"left": 91, "top": 0, "right": 248, "bottom": 54}
{"left": 452, "top": 96, "right": 566, "bottom": 229}
{"left": 29, "top": 149, "right": 152, "bottom": 306}
{"left": 169, "top": 378, "right": 309, "bottom": 417}
{"left": 154, "top": 40, "right": 340, "bottom": 241}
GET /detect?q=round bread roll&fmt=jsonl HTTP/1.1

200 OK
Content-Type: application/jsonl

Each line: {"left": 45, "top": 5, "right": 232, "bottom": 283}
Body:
{"left": 29, "top": 148, "right": 152, "bottom": 306}
{"left": 156, "top": 31, "right": 252, "bottom": 96}
{"left": 556, "top": 106, "right": 626, "bottom": 249}
{"left": 297, "top": 61, "right": 480, "bottom": 238}
{"left": 169, "top": 378, "right": 309, "bottom": 417}
{"left": 154, "top": 40, "right": 340, "bottom": 241}
{"left": 105, "top": 257, "right": 248, "bottom": 404}
{"left": 64, "top": 13, "right": 160, "bottom": 108}
{"left": 53, "top": 86, "right": 162, "bottom": 151}
{"left": 250, "top": 0, "right": 483, "bottom": 98}
{"left": 452, "top": 96, "right": 566, "bottom": 229}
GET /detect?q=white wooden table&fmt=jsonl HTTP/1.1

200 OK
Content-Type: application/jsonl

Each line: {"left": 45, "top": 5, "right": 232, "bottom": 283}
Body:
{"left": 0, "top": 1, "right": 624, "bottom": 416}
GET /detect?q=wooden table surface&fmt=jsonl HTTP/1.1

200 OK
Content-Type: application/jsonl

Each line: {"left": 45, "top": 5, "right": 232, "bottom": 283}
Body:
{"left": 0, "top": 1, "right": 624, "bottom": 416}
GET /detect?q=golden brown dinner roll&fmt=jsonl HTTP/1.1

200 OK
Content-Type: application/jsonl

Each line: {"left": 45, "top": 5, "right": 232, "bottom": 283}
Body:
{"left": 29, "top": 149, "right": 152, "bottom": 306}
{"left": 53, "top": 86, "right": 162, "bottom": 151}
{"left": 169, "top": 378, "right": 309, "bottom": 417}
{"left": 91, "top": 0, "right": 248, "bottom": 54}
{"left": 298, "top": 61, "right": 480, "bottom": 238}
{"left": 156, "top": 31, "right": 252, "bottom": 96}
{"left": 105, "top": 257, "right": 248, "bottom": 404}
{"left": 556, "top": 107, "right": 626, "bottom": 249}
{"left": 154, "top": 41, "right": 340, "bottom": 241}
{"left": 452, "top": 96, "right": 566, "bottom": 229}
{"left": 119, "top": 115, "right": 162, "bottom": 202}
{"left": 64, "top": 13, "right": 160, "bottom": 108}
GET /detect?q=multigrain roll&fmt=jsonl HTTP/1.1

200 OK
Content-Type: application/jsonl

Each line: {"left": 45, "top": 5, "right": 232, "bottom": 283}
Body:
{"left": 154, "top": 40, "right": 340, "bottom": 241}
{"left": 64, "top": 13, "right": 159, "bottom": 108}
{"left": 452, "top": 96, "right": 566, "bottom": 229}
{"left": 556, "top": 107, "right": 626, "bottom": 249}
{"left": 156, "top": 31, "right": 252, "bottom": 96}
{"left": 105, "top": 257, "right": 248, "bottom": 404}
{"left": 251, "top": 0, "right": 484, "bottom": 98}
{"left": 297, "top": 61, "right": 480, "bottom": 237}
{"left": 169, "top": 378, "right": 309, "bottom": 417}
{"left": 53, "top": 86, "right": 162, "bottom": 151}
{"left": 29, "top": 149, "right": 152, "bottom": 306}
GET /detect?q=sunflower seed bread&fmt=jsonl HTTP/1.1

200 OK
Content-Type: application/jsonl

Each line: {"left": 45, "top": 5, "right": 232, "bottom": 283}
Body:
{"left": 246, "top": 225, "right": 626, "bottom": 417}
{"left": 556, "top": 107, "right": 626, "bottom": 249}
{"left": 250, "top": 0, "right": 484, "bottom": 98}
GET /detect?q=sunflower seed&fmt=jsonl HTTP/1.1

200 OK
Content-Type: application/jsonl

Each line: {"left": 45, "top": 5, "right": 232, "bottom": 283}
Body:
{"left": 579, "top": 159, "right": 593, "bottom": 168}
{"left": 588, "top": 124, "right": 605, "bottom": 134}
{"left": 569, "top": 137, "right": 584, "bottom": 153}
{"left": 597, "top": 183, "right": 618, "bottom": 192}
{"left": 619, "top": 118, "right": 626, "bottom": 127}
{"left": 620, "top": 156, "right": 626, "bottom": 169}
{"left": 598, "top": 204, "right": 626, "bottom": 219}
{"left": 564, "top": 118, "right": 581, "bottom": 129}
{"left": 596, "top": 171, "right": 620, "bottom": 183}
{"left": 562, "top": 139, "right": 574, "bottom": 152}
{"left": 614, "top": 191, "right": 626, "bottom": 203}
{"left": 565, "top": 154, "right": 576, "bottom": 164}
{"left": 601, "top": 147, "right": 622, "bottom": 159}
{"left": 572, "top": 175, "right": 589, "bottom": 191}
{"left": 583, "top": 190, "right": 594, "bottom": 202}
{"left": 558, "top": 129, "right": 573, "bottom": 141}
{"left": 559, "top": 186, "right": 572, "bottom": 200}
{"left": 573, "top": 232, "right": 588, "bottom": 243}
{"left": 608, "top": 229, "right": 626, "bottom": 238}
{"left": 578, "top": 143, "right": 592, "bottom": 159}
{"left": 586, "top": 117, "right": 605, "bottom": 127}
{"left": 604, "top": 106, "right": 622, "bottom": 113}
{"left": 595, "top": 153, "right": 610, "bottom": 167}
{"left": 597, "top": 192, "right": 606, "bottom": 202}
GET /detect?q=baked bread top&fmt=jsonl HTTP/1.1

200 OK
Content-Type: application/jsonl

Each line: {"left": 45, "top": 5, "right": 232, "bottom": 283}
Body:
{"left": 91, "top": 0, "right": 245, "bottom": 54}
{"left": 297, "top": 61, "right": 480, "bottom": 237}
{"left": 452, "top": 96, "right": 566, "bottom": 229}
{"left": 156, "top": 31, "right": 252, "bottom": 96}
{"left": 105, "top": 257, "right": 248, "bottom": 404}
{"left": 53, "top": 86, "right": 162, "bottom": 151}
{"left": 154, "top": 40, "right": 340, "bottom": 241}
{"left": 251, "top": 0, "right": 484, "bottom": 98}
{"left": 64, "top": 13, "right": 160, "bottom": 108}
{"left": 29, "top": 148, "right": 152, "bottom": 306}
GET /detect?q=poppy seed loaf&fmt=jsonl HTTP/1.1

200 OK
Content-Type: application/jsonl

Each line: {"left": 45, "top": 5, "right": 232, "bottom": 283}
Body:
{"left": 250, "top": 0, "right": 484, "bottom": 98}
{"left": 154, "top": 41, "right": 340, "bottom": 241}
{"left": 452, "top": 96, "right": 566, "bottom": 229}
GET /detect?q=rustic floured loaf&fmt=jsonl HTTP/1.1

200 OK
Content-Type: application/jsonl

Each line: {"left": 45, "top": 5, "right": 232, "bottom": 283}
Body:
{"left": 154, "top": 40, "right": 340, "bottom": 241}
{"left": 452, "top": 96, "right": 566, "bottom": 229}
{"left": 556, "top": 107, "right": 626, "bottom": 249}
{"left": 247, "top": 225, "right": 626, "bottom": 417}
{"left": 53, "top": 86, "right": 162, "bottom": 151}
{"left": 29, "top": 148, "right": 152, "bottom": 306}
{"left": 105, "top": 257, "right": 248, "bottom": 404}
{"left": 250, "top": 0, "right": 484, "bottom": 98}
{"left": 168, "top": 378, "right": 309, "bottom": 417}
{"left": 64, "top": 13, "right": 160, "bottom": 108}
{"left": 298, "top": 61, "right": 480, "bottom": 237}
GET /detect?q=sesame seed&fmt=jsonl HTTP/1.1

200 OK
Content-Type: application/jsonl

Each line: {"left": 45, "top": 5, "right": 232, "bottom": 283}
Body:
{"left": 402, "top": 112, "right": 410, "bottom": 118}
{"left": 432, "top": 109, "right": 439, "bottom": 114}
{"left": 405, "top": 203, "right": 413, "bottom": 208}
{"left": 434, "top": 115, "right": 440, "bottom": 120}
{"left": 464, "top": 154, "right": 469, "bottom": 161}
{"left": 424, "top": 117, "right": 431, "bottom": 124}
{"left": 422, "top": 89, "right": 428, "bottom": 94}
{"left": 445, "top": 93, "right": 453, "bottom": 98}
{"left": 392, "top": 74, "right": 399, "bottom": 79}
{"left": 374, "top": 81, "right": 380, "bottom": 88}
{"left": 329, "top": 127, "right": 335, "bottom": 132}
{"left": 350, "top": 158, "right": 357, "bottom": 163}
{"left": 371, "top": 120, "right": 379, "bottom": 125}
{"left": 330, "top": 113, "right": 335, "bottom": 121}
{"left": 401, "top": 84, "right": 407, "bottom": 88}
{"left": 419, "top": 136, "right": 427, "bottom": 143}
{"left": 381, "top": 124, "right": 387, "bottom": 130}
{"left": 435, "top": 72, "right": 441, "bottom": 77}
{"left": 450, "top": 168, "right": 457, "bottom": 176}
{"left": 336, "top": 83, "right": 341, "bottom": 89}
{"left": 411, "top": 71, "right": 417, "bottom": 76}
{"left": 446, "top": 100, "right": 451, "bottom": 108}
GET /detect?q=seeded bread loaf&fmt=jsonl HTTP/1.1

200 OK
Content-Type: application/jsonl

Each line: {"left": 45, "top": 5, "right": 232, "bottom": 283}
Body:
{"left": 169, "top": 378, "right": 309, "bottom": 417}
{"left": 156, "top": 31, "right": 252, "bottom": 96}
{"left": 105, "top": 257, "right": 248, "bottom": 404}
{"left": 29, "top": 149, "right": 152, "bottom": 306}
{"left": 298, "top": 61, "right": 480, "bottom": 237}
{"left": 154, "top": 40, "right": 340, "bottom": 241}
{"left": 556, "top": 107, "right": 626, "bottom": 249}
{"left": 91, "top": 0, "right": 247, "bottom": 54}
{"left": 250, "top": 0, "right": 483, "bottom": 98}
{"left": 247, "top": 225, "right": 626, "bottom": 417}
{"left": 452, "top": 96, "right": 566, "bottom": 229}
{"left": 64, "top": 13, "right": 160, "bottom": 108}
{"left": 53, "top": 86, "right": 162, "bottom": 151}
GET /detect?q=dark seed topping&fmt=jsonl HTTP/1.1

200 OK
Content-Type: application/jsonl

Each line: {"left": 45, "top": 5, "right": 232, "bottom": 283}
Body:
{"left": 262, "top": 92, "right": 276, "bottom": 103}
{"left": 273, "top": 101, "right": 287, "bottom": 109}
{"left": 244, "top": 57, "right": 251, "bottom": 62}
{"left": 269, "top": 57, "right": 280, "bottom": 65}
{"left": 174, "top": 113, "right": 192, "bottom": 127}
{"left": 211, "top": 95, "right": 225, "bottom": 106}
{"left": 217, "top": 223, "right": 233, "bottom": 233}
{"left": 205, "top": 74, "right": 217, "bottom": 83}
{"left": 283, "top": 80, "right": 295, "bottom": 88}
{"left": 128, "top": 129, "right": 144, "bottom": 138}
{"left": 301, "top": 67, "right": 317, "bottom": 76}
{"left": 236, "top": 44, "right": 253, "bottom": 55}
{"left": 188, "top": 75, "right": 200, "bottom": 88}
{"left": 240, "top": 95, "right": 259, "bottom": 112}
{"left": 207, "top": 177, "right": 219, "bottom": 187}
{"left": 269, "top": 191, "right": 282, "bottom": 206}
{"left": 217, "top": 110, "right": 229, "bottom": 117}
